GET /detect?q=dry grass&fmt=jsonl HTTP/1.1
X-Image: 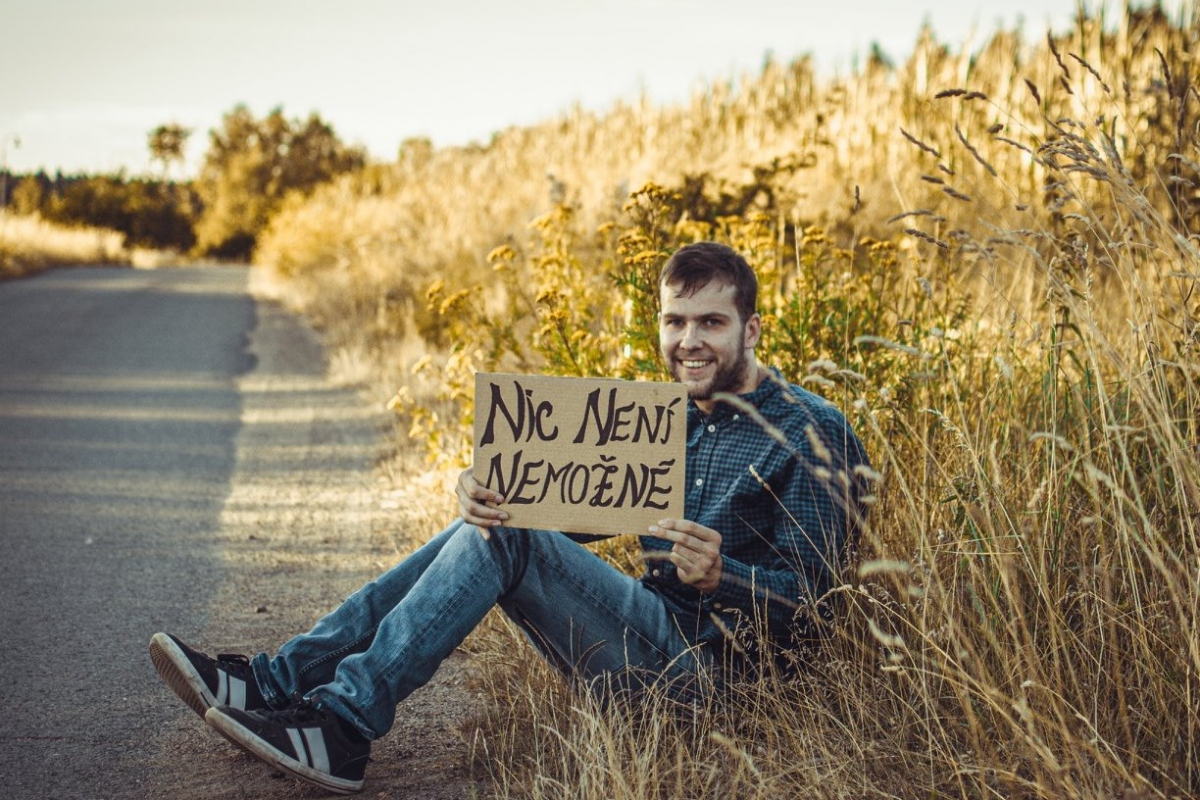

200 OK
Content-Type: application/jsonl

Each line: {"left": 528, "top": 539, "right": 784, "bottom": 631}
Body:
{"left": 0, "top": 212, "right": 130, "bottom": 278}
{"left": 255, "top": 7, "right": 1198, "bottom": 799}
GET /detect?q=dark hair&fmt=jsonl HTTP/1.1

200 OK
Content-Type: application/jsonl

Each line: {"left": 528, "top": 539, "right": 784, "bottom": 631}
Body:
{"left": 659, "top": 241, "right": 758, "bottom": 322}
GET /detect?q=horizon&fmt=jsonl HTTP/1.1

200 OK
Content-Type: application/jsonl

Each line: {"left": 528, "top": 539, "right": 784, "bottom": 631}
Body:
{"left": 0, "top": 0, "right": 1188, "bottom": 179}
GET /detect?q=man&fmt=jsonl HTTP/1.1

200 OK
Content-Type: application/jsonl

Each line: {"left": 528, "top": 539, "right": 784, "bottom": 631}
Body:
{"left": 149, "top": 241, "right": 871, "bottom": 794}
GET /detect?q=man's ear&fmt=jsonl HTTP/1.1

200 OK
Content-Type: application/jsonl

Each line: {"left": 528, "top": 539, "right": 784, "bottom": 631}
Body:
{"left": 744, "top": 313, "right": 762, "bottom": 349}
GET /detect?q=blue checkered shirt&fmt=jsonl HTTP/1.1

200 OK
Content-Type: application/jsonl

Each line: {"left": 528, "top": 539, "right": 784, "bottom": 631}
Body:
{"left": 639, "top": 371, "right": 871, "bottom": 657}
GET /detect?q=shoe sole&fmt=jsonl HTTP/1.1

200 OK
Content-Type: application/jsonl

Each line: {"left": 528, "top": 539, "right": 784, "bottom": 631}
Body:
{"left": 205, "top": 707, "right": 364, "bottom": 794}
{"left": 149, "top": 633, "right": 217, "bottom": 719}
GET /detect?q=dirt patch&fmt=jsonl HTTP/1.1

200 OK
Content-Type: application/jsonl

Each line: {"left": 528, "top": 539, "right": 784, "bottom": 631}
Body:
{"left": 145, "top": 287, "right": 487, "bottom": 799}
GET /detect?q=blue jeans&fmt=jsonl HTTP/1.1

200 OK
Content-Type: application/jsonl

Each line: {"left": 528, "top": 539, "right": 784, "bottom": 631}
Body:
{"left": 250, "top": 519, "right": 711, "bottom": 739}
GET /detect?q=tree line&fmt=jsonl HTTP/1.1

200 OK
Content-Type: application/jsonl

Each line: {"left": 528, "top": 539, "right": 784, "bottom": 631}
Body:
{"left": 1, "top": 105, "right": 365, "bottom": 260}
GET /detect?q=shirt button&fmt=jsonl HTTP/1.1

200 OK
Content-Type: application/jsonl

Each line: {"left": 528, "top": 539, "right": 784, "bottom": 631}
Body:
{"left": 713, "top": 602, "right": 723, "bottom": 610}
{"left": 695, "top": 478, "right": 704, "bottom": 487}
{"left": 652, "top": 569, "right": 661, "bottom": 577}
{"left": 707, "top": 424, "right": 716, "bottom": 433}
{"left": 733, "top": 414, "right": 740, "bottom": 421}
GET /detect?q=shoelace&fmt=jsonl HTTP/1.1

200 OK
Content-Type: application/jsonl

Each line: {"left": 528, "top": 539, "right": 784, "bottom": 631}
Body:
{"left": 215, "top": 653, "right": 252, "bottom": 674}
{"left": 261, "top": 699, "right": 325, "bottom": 725}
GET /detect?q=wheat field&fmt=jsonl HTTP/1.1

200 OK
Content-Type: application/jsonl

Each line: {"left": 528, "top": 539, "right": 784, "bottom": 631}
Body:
{"left": 256, "top": 7, "right": 1198, "bottom": 799}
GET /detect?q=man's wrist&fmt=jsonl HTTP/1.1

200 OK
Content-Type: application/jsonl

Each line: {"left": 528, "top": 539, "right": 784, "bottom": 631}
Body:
{"left": 708, "top": 556, "right": 749, "bottom": 603}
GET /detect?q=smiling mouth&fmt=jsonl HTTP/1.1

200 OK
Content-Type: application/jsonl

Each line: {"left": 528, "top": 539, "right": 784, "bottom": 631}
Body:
{"left": 679, "top": 359, "right": 712, "bottom": 370}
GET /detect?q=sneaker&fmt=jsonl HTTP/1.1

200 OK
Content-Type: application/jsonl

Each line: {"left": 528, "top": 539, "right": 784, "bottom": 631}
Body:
{"left": 205, "top": 701, "right": 370, "bottom": 794}
{"left": 149, "top": 632, "right": 268, "bottom": 719}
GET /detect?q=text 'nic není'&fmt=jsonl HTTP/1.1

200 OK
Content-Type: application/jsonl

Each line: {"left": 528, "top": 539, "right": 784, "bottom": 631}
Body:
{"left": 479, "top": 380, "right": 683, "bottom": 447}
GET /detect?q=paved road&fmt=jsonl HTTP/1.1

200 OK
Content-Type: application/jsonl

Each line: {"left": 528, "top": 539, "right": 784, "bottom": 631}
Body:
{"left": 0, "top": 266, "right": 255, "bottom": 799}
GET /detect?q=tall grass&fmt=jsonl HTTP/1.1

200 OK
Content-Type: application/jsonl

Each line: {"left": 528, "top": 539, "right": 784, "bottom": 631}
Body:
{"left": 0, "top": 212, "right": 129, "bottom": 278}
{"left": 258, "top": 6, "right": 1198, "bottom": 798}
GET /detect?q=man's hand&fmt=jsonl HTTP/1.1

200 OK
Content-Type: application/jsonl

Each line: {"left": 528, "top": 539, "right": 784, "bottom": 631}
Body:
{"left": 647, "top": 519, "right": 723, "bottom": 594}
{"left": 455, "top": 468, "right": 508, "bottom": 538}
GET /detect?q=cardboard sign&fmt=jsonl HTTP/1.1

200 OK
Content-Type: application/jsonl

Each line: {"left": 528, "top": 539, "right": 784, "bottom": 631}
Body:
{"left": 473, "top": 372, "right": 687, "bottom": 536}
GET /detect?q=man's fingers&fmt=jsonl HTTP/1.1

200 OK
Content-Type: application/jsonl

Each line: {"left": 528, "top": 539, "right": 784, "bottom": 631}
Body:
{"left": 464, "top": 502, "right": 508, "bottom": 524}
{"left": 456, "top": 472, "right": 508, "bottom": 528}
{"left": 657, "top": 518, "right": 717, "bottom": 537}
{"left": 672, "top": 551, "right": 712, "bottom": 586}
{"left": 662, "top": 548, "right": 693, "bottom": 577}
{"left": 674, "top": 545, "right": 717, "bottom": 574}
{"left": 471, "top": 487, "right": 505, "bottom": 505}
{"left": 455, "top": 499, "right": 496, "bottom": 538}
{"left": 649, "top": 520, "right": 721, "bottom": 544}
{"left": 641, "top": 549, "right": 699, "bottom": 570}
{"left": 648, "top": 528, "right": 717, "bottom": 561}
{"left": 465, "top": 486, "right": 505, "bottom": 506}
{"left": 642, "top": 545, "right": 710, "bottom": 572}
{"left": 643, "top": 547, "right": 719, "bottom": 590}
{"left": 671, "top": 537, "right": 716, "bottom": 558}
{"left": 458, "top": 468, "right": 506, "bottom": 505}
{"left": 644, "top": 520, "right": 723, "bottom": 595}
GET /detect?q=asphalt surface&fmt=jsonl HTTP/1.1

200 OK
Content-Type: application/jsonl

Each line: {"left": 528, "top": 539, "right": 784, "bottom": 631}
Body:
{"left": 0, "top": 266, "right": 256, "bottom": 799}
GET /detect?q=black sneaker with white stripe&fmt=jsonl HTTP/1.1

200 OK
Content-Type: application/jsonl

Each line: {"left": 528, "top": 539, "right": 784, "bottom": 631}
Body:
{"left": 149, "top": 632, "right": 268, "bottom": 719}
{"left": 205, "top": 701, "right": 370, "bottom": 794}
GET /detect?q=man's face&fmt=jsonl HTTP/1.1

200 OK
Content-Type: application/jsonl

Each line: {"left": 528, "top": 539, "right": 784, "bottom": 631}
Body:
{"left": 659, "top": 279, "right": 760, "bottom": 408}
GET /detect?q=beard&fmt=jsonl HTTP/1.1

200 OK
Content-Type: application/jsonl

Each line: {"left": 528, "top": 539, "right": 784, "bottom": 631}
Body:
{"left": 672, "top": 340, "right": 752, "bottom": 401}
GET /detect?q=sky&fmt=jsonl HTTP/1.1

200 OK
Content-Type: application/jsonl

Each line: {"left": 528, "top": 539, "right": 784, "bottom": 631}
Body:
{"left": 0, "top": 1, "right": 1188, "bottom": 177}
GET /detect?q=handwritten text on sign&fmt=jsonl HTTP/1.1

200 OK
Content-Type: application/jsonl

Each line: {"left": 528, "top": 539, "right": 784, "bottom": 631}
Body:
{"left": 473, "top": 373, "right": 687, "bottom": 535}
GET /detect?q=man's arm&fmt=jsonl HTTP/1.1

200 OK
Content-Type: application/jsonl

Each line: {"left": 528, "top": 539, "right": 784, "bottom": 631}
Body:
{"left": 648, "top": 510, "right": 824, "bottom": 613}
{"left": 708, "top": 442, "right": 865, "bottom": 627}
{"left": 653, "top": 451, "right": 864, "bottom": 629}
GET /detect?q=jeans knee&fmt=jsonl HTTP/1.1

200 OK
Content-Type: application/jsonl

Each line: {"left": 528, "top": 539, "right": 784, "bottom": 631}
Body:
{"left": 484, "top": 526, "right": 534, "bottom": 586}
{"left": 487, "top": 525, "right": 529, "bottom": 555}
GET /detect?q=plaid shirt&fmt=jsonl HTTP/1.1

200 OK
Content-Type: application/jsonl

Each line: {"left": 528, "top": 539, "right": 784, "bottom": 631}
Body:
{"left": 639, "top": 370, "right": 871, "bottom": 657}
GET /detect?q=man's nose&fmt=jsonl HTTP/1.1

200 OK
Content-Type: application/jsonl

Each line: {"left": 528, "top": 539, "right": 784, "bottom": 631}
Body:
{"left": 680, "top": 323, "right": 703, "bottom": 348}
